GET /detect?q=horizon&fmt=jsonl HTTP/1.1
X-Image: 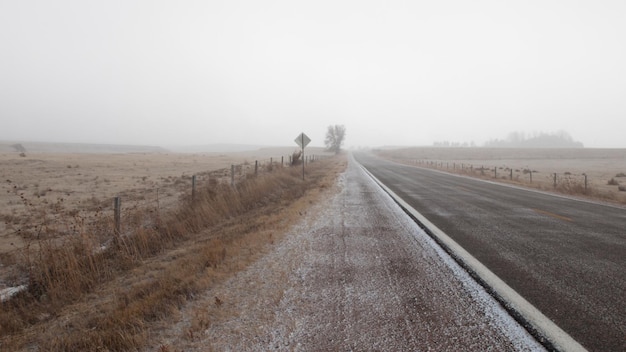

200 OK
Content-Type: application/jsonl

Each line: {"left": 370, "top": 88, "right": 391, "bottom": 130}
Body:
{"left": 2, "top": 1, "right": 625, "bottom": 149}
{"left": 3, "top": 138, "right": 626, "bottom": 153}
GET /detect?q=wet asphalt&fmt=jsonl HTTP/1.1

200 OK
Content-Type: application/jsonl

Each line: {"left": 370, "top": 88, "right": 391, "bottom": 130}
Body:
{"left": 355, "top": 152, "right": 626, "bottom": 352}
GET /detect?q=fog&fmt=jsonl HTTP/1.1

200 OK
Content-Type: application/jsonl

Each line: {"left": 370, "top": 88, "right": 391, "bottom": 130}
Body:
{"left": 1, "top": 0, "right": 625, "bottom": 149}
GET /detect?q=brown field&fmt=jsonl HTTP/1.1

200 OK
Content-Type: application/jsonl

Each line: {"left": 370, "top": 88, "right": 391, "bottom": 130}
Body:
{"left": 0, "top": 146, "right": 328, "bottom": 254}
{"left": 374, "top": 147, "right": 626, "bottom": 204}
{"left": 0, "top": 145, "right": 342, "bottom": 351}
{"left": 0, "top": 146, "right": 331, "bottom": 297}
{"left": 1, "top": 145, "right": 622, "bottom": 350}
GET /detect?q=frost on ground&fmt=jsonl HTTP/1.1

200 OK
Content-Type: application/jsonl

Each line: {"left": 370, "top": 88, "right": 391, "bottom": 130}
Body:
{"left": 0, "top": 284, "right": 26, "bottom": 302}
{"left": 149, "top": 157, "right": 545, "bottom": 351}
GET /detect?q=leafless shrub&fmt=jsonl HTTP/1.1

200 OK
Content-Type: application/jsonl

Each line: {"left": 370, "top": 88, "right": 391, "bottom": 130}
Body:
{"left": 291, "top": 150, "right": 302, "bottom": 165}
{"left": 608, "top": 178, "right": 619, "bottom": 186}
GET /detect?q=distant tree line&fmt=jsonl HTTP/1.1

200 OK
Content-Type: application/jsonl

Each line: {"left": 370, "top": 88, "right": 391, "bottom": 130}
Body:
{"left": 433, "top": 141, "right": 477, "bottom": 148}
{"left": 433, "top": 131, "right": 584, "bottom": 148}
{"left": 484, "top": 131, "right": 584, "bottom": 148}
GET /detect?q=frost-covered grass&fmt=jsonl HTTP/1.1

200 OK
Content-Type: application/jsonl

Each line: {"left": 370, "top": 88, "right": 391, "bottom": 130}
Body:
{"left": 0, "top": 157, "right": 344, "bottom": 351}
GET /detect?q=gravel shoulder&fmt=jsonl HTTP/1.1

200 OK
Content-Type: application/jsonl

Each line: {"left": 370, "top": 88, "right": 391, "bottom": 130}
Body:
{"left": 149, "top": 156, "right": 545, "bottom": 351}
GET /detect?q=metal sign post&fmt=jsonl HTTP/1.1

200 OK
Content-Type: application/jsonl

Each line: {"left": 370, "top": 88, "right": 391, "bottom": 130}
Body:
{"left": 294, "top": 132, "right": 311, "bottom": 180}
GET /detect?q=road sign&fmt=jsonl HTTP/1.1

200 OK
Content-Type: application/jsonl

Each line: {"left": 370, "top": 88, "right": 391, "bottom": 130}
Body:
{"left": 294, "top": 132, "right": 311, "bottom": 180}
{"left": 294, "top": 133, "right": 311, "bottom": 149}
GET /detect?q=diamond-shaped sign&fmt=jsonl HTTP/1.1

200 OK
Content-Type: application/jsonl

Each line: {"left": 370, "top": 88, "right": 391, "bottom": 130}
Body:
{"left": 294, "top": 133, "right": 311, "bottom": 149}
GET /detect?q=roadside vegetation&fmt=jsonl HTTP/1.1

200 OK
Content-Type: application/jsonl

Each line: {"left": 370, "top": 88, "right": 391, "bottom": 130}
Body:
{"left": 0, "top": 156, "right": 346, "bottom": 351}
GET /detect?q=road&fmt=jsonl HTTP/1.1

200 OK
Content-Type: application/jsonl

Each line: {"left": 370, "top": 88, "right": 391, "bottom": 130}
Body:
{"left": 154, "top": 156, "right": 544, "bottom": 351}
{"left": 355, "top": 152, "right": 626, "bottom": 352}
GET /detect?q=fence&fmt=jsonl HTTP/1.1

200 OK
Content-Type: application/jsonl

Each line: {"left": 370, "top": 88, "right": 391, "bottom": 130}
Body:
{"left": 399, "top": 159, "right": 593, "bottom": 193}
{"left": 0, "top": 151, "right": 333, "bottom": 304}
{"left": 1, "top": 153, "right": 329, "bottom": 250}
{"left": 108, "top": 154, "right": 327, "bottom": 234}
{"left": 110, "top": 153, "right": 327, "bottom": 236}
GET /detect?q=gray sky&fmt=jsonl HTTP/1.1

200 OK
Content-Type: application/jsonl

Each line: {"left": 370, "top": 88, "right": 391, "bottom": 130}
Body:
{"left": 1, "top": 0, "right": 625, "bottom": 148}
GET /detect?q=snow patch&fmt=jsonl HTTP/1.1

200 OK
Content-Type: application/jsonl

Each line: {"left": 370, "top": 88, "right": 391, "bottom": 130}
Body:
{"left": 0, "top": 285, "right": 27, "bottom": 301}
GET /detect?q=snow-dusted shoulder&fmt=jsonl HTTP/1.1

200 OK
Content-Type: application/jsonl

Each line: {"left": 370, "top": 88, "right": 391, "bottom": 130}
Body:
{"left": 155, "top": 156, "right": 546, "bottom": 351}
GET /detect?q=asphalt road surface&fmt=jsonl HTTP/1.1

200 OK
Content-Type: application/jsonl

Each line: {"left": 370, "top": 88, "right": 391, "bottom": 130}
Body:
{"left": 161, "top": 156, "right": 544, "bottom": 351}
{"left": 355, "top": 152, "right": 626, "bottom": 352}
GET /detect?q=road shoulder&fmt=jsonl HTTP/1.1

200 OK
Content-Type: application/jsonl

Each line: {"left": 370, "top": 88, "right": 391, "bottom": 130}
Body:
{"left": 149, "top": 155, "right": 545, "bottom": 351}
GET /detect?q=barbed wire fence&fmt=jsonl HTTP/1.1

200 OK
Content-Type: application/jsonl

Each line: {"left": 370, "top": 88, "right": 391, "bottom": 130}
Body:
{"left": 397, "top": 158, "right": 598, "bottom": 193}
{"left": 1, "top": 153, "right": 330, "bottom": 257}
{"left": 112, "top": 153, "right": 329, "bottom": 233}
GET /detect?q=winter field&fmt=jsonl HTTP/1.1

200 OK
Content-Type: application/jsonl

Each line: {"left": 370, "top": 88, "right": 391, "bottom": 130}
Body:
{"left": 1, "top": 145, "right": 619, "bottom": 350}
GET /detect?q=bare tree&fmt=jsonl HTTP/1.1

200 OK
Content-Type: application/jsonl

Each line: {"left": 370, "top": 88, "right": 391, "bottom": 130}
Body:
{"left": 11, "top": 143, "right": 27, "bottom": 157}
{"left": 11, "top": 143, "right": 26, "bottom": 153}
{"left": 325, "top": 125, "right": 346, "bottom": 154}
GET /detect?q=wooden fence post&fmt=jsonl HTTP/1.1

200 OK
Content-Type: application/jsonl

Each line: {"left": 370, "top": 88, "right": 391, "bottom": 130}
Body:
{"left": 114, "top": 196, "right": 121, "bottom": 235}
{"left": 192, "top": 175, "right": 196, "bottom": 201}
{"left": 231, "top": 165, "right": 235, "bottom": 186}
{"left": 554, "top": 173, "right": 557, "bottom": 188}
{"left": 255, "top": 160, "right": 258, "bottom": 175}
{"left": 584, "top": 174, "right": 588, "bottom": 191}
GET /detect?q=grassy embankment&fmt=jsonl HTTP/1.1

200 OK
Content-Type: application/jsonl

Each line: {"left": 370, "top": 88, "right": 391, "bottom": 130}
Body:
{"left": 0, "top": 155, "right": 346, "bottom": 351}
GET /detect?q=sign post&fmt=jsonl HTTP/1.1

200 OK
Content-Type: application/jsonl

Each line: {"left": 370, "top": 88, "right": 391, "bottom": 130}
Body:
{"left": 294, "top": 132, "right": 311, "bottom": 180}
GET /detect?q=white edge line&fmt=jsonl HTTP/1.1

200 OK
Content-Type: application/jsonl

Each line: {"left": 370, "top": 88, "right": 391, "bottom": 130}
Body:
{"left": 359, "top": 164, "right": 588, "bottom": 352}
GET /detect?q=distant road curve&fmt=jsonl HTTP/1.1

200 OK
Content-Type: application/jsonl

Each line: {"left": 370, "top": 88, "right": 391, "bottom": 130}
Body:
{"left": 354, "top": 152, "right": 626, "bottom": 352}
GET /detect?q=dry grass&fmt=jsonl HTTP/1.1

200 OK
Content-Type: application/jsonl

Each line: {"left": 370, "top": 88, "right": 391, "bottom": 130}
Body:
{"left": 0, "top": 148, "right": 330, "bottom": 255}
{"left": 0, "top": 155, "right": 345, "bottom": 351}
